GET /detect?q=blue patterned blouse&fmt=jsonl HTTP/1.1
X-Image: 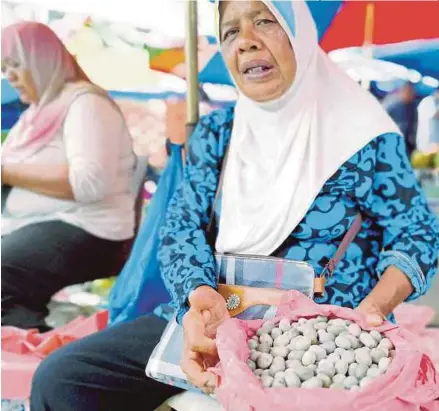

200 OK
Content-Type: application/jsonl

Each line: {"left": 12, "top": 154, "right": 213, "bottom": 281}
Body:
{"left": 158, "top": 106, "right": 439, "bottom": 323}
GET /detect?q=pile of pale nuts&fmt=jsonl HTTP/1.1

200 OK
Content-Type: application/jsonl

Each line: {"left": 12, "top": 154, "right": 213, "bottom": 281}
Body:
{"left": 247, "top": 316, "right": 394, "bottom": 390}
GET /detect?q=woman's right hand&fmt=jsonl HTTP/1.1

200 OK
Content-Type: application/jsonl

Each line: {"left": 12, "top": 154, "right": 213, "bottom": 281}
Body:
{"left": 181, "top": 285, "right": 230, "bottom": 393}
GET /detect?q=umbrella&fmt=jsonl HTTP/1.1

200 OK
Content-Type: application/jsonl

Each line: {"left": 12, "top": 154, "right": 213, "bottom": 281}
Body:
{"left": 371, "top": 39, "right": 439, "bottom": 80}
{"left": 320, "top": 1, "right": 439, "bottom": 52}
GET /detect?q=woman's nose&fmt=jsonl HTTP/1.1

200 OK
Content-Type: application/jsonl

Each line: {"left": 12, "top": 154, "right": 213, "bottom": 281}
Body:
{"left": 237, "top": 24, "right": 262, "bottom": 53}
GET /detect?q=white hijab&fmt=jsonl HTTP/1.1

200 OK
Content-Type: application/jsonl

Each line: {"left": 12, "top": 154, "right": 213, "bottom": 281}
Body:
{"left": 215, "top": 0, "right": 399, "bottom": 255}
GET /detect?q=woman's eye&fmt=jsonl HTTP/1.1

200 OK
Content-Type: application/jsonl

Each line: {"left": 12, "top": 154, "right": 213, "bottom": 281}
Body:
{"left": 256, "top": 19, "right": 274, "bottom": 26}
{"left": 223, "top": 28, "right": 238, "bottom": 41}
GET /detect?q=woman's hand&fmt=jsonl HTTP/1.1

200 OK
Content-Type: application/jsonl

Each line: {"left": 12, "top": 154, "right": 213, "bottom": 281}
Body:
{"left": 355, "top": 265, "right": 414, "bottom": 326}
{"left": 1, "top": 163, "right": 75, "bottom": 200}
{"left": 181, "top": 285, "right": 230, "bottom": 393}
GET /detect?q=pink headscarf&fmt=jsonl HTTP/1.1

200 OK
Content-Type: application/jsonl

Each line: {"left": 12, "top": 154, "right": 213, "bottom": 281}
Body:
{"left": 1, "top": 22, "right": 108, "bottom": 163}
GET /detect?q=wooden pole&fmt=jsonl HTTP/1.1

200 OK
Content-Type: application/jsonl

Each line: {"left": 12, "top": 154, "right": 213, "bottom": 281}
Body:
{"left": 361, "top": 2, "right": 375, "bottom": 90}
{"left": 185, "top": 0, "right": 199, "bottom": 148}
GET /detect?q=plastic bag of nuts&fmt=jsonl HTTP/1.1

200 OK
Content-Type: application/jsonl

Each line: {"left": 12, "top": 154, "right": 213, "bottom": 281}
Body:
{"left": 213, "top": 291, "right": 439, "bottom": 411}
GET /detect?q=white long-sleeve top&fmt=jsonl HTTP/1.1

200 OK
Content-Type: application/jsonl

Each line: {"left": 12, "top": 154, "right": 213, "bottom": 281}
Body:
{"left": 2, "top": 94, "right": 136, "bottom": 241}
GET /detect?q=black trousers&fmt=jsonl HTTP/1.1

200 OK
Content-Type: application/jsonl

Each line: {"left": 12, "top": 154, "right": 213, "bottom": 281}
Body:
{"left": 30, "top": 314, "right": 182, "bottom": 411}
{"left": 1, "top": 221, "right": 129, "bottom": 332}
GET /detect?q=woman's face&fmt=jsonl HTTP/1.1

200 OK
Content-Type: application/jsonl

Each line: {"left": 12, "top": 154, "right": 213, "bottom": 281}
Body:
{"left": 1, "top": 57, "right": 38, "bottom": 104}
{"left": 219, "top": 0, "right": 296, "bottom": 102}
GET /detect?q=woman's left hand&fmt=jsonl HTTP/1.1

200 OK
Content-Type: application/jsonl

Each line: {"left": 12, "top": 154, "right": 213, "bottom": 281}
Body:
{"left": 355, "top": 297, "right": 386, "bottom": 327}
{"left": 355, "top": 265, "right": 414, "bottom": 327}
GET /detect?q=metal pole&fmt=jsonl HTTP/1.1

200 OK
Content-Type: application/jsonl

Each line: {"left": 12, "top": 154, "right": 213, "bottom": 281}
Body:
{"left": 185, "top": 0, "right": 199, "bottom": 146}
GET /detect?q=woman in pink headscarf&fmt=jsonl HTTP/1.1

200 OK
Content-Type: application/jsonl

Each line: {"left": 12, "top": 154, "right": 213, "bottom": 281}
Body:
{"left": 1, "top": 22, "right": 136, "bottom": 332}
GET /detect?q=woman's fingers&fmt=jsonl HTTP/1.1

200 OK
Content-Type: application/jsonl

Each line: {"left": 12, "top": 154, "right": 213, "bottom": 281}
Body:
{"left": 356, "top": 298, "right": 386, "bottom": 326}
{"left": 181, "top": 347, "right": 217, "bottom": 391}
{"left": 183, "top": 308, "right": 218, "bottom": 357}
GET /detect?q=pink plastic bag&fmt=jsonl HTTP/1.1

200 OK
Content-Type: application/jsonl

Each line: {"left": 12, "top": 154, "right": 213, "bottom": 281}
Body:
{"left": 1, "top": 310, "right": 108, "bottom": 400}
{"left": 394, "top": 303, "right": 439, "bottom": 371}
{"left": 214, "top": 291, "right": 439, "bottom": 411}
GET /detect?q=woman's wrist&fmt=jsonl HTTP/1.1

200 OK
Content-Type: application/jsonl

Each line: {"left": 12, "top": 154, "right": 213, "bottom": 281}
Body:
{"left": 364, "top": 265, "right": 414, "bottom": 316}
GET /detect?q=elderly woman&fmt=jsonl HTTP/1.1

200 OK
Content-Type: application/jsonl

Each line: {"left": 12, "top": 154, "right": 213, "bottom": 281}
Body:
{"left": 30, "top": 1, "right": 438, "bottom": 410}
{"left": 1, "top": 22, "right": 136, "bottom": 332}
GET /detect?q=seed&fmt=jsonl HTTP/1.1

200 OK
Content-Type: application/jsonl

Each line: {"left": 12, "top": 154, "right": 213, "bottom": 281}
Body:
{"left": 348, "top": 362, "right": 358, "bottom": 377}
{"left": 257, "top": 353, "right": 273, "bottom": 369}
{"left": 274, "top": 371, "right": 286, "bottom": 380}
{"left": 378, "top": 357, "right": 391, "bottom": 373}
{"left": 272, "top": 378, "right": 287, "bottom": 388}
{"left": 335, "top": 360, "right": 349, "bottom": 375}
{"left": 343, "top": 376, "right": 359, "bottom": 389}
{"left": 371, "top": 348, "right": 387, "bottom": 364}
{"left": 285, "top": 369, "right": 301, "bottom": 387}
{"left": 309, "top": 345, "right": 327, "bottom": 361}
{"left": 248, "top": 360, "right": 256, "bottom": 371}
{"left": 367, "top": 367, "right": 381, "bottom": 379}
{"left": 355, "top": 348, "right": 372, "bottom": 367}
{"left": 318, "top": 330, "right": 335, "bottom": 343}
{"left": 288, "top": 350, "right": 305, "bottom": 361}
{"left": 257, "top": 343, "right": 271, "bottom": 354}
{"left": 355, "top": 364, "right": 368, "bottom": 380}
{"left": 317, "top": 360, "right": 336, "bottom": 378}
{"left": 327, "top": 325, "right": 347, "bottom": 336}
{"left": 332, "top": 374, "right": 346, "bottom": 385}
{"left": 341, "top": 350, "right": 355, "bottom": 365}
{"left": 303, "top": 328, "right": 318, "bottom": 345}
{"left": 301, "top": 376, "right": 323, "bottom": 389}
{"left": 248, "top": 339, "right": 258, "bottom": 350}
{"left": 302, "top": 351, "right": 317, "bottom": 366}
{"left": 321, "top": 341, "right": 336, "bottom": 354}
{"left": 348, "top": 323, "right": 362, "bottom": 337}
{"left": 271, "top": 346, "right": 289, "bottom": 358}
{"left": 278, "top": 318, "right": 291, "bottom": 332}
{"left": 269, "top": 357, "right": 286, "bottom": 375}
{"left": 314, "top": 322, "right": 328, "bottom": 331}
{"left": 286, "top": 359, "right": 302, "bottom": 370}
{"left": 271, "top": 327, "right": 283, "bottom": 340}
{"left": 330, "top": 319, "right": 347, "bottom": 328}
{"left": 261, "top": 375, "right": 274, "bottom": 388}
{"left": 335, "top": 336, "right": 352, "bottom": 350}
{"left": 316, "top": 373, "right": 331, "bottom": 388}
{"left": 359, "top": 332, "right": 377, "bottom": 349}
{"left": 327, "top": 353, "right": 340, "bottom": 365}
{"left": 379, "top": 338, "right": 394, "bottom": 350}
{"left": 261, "top": 320, "right": 276, "bottom": 334}
{"left": 295, "top": 366, "right": 314, "bottom": 382}
{"left": 250, "top": 349, "right": 261, "bottom": 362}
{"left": 294, "top": 336, "right": 312, "bottom": 351}
{"left": 273, "top": 333, "right": 291, "bottom": 347}
{"left": 369, "top": 330, "right": 382, "bottom": 343}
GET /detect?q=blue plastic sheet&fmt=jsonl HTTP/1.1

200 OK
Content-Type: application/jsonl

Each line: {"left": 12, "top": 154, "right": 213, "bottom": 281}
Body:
{"left": 108, "top": 143, "right": 183, "bottom": 325}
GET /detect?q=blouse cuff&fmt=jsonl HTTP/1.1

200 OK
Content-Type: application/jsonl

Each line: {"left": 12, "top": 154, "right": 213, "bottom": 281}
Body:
{"left": 176, "top": 277, "right": 218, "bottom": 324}
{"left": 376, "top": 250, "right": 426, "bottom": 301}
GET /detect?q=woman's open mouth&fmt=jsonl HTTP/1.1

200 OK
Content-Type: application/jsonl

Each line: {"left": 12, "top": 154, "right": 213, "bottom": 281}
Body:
{"left": 241, "top": 60, "right": 275, "bottom": 81}
{"left": 245, "top": 66, "right": 274, "bottom": 80}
